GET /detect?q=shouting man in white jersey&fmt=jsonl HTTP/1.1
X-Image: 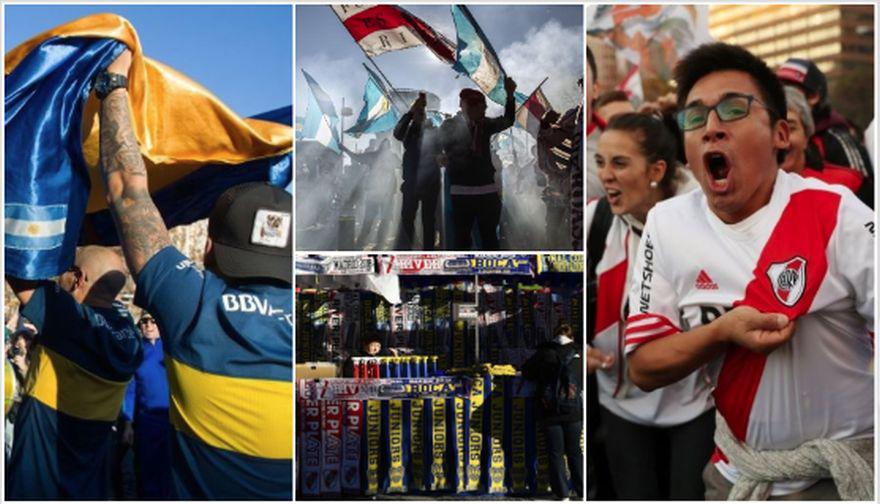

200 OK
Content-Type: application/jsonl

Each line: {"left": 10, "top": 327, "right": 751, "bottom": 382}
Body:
{"left": 624, "top": 42, "right": 875, "bottom": 500}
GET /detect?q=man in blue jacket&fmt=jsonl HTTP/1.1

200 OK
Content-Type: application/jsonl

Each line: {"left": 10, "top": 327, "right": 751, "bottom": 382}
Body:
{"left": 122, "top": 313, "right": 171, "bottom": 499}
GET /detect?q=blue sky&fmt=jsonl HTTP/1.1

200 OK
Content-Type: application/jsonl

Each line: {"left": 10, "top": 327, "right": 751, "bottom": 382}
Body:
{"left": 296, "top": 5, "right": 583, "bottom": 122}
{"left": 5, "top": 5, "right": 292, "bottom": 117}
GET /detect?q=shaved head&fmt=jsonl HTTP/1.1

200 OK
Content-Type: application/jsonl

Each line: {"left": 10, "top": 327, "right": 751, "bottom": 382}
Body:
{"left": 73, "top": 246, "right": 127, "bottom": 305}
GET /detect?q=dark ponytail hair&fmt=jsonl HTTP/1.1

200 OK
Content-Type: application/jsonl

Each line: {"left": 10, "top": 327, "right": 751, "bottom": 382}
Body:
{"left": 605, "top": 112, "right": 679, "bottom": 198}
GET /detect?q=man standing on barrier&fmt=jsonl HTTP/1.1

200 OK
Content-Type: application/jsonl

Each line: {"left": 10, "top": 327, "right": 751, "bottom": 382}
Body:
{"left": 440, "top": 79, "right": 517, "bottom": 250}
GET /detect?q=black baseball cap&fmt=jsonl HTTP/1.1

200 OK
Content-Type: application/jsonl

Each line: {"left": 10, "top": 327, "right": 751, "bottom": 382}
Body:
{"left": 777, "top": 58, "right": 827, "bottom": 103}
{"left": 208, "top": 182, "right": 292, "bottom": 284}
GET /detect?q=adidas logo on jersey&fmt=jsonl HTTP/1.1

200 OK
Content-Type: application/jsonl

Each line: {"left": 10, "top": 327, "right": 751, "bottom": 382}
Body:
{"left": 695, "top": 270, "right": 719, "bottom": 290}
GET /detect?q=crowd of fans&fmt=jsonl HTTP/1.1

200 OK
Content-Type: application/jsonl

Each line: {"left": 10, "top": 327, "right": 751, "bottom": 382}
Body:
{"left": 296, "top": 78, "right": 584, "bottom": 252}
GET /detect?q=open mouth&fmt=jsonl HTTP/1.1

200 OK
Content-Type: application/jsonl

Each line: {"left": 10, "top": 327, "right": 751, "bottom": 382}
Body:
{"left": 704, "top": 152, "right": 731, "bottom": 182}
{"left": 605, "top": 188, "right": 621, "bottom": 204}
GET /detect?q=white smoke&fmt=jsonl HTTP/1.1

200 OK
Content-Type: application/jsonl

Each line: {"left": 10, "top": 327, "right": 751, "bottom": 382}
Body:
{"left": 500, "top": 20, "right": 583, "bottom": 112}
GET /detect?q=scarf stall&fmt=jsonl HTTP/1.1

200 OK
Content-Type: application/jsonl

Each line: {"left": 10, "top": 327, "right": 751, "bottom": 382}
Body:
{"left": 295, "top": 254, "right": 583, "bottom": 498}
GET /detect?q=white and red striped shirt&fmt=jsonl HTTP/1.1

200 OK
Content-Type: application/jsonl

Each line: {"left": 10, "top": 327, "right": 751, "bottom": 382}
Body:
{"left": 587, "top": 189, "right": 713, "bottom": 427}
{"left": 625, "top": 171, "right": 875, "bottom": 495}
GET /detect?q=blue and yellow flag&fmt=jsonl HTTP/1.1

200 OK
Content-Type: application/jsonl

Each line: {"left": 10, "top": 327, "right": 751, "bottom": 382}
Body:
{"left": 5, "top": 13, "right": 292, "bottom": 279}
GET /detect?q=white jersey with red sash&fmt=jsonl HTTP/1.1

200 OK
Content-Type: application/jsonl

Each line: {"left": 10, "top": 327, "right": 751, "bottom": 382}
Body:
{"left": 587, "top": 197, "right": 713, "bottom": 427}
{"left": 624, "top": 170, "right": 874, "bottom": 496}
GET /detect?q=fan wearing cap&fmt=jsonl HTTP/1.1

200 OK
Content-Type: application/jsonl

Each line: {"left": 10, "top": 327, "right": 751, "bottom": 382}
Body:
{"left": 777, "top": 57, "right": 874, "bottom": 208}
{"left": 120, "top": 313, "right": 172, "bottom": 499}
{"left": 93, "top": 49, "right": 292, "bottom": 499}
{"left": 439, "top": 77, "right": 517, "bottom": 250}
{"left": 780, "top": 86, "right": 864, "bottom": 194}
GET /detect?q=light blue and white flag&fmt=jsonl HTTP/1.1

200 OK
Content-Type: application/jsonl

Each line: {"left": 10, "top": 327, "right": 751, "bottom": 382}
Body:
{"left": 5, "top": 205, "right": 67, "bottom": 252}
{"left": 345, "top": 66, "right": 400, "bottom": 136}
{"left": 451, "top": 5, "right": 510, "bottom": 106}
{"left": 301, "top": 69, "right": 341, "bottom": 153}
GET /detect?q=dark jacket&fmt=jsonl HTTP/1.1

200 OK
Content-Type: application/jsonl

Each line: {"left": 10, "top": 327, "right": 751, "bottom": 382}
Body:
{"left": 522, "top": 340, "right": 582, "bottom": 424}
{"left": 810, "top": 111, "right": 874, "bottom": 208}
{"left": 537, "top": 109, "right": 578, "bottom": 202}
{"left": 393, "top": 111, "right": 441, "bottom": 191}
{"left": 439, "top": 95, "right": 515, "bottom": 187}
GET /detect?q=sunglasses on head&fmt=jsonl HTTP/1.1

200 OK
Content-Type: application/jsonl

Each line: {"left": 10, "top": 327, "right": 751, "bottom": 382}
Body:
{"left": 676, "top": 93, "right": 774, "bottom": 132}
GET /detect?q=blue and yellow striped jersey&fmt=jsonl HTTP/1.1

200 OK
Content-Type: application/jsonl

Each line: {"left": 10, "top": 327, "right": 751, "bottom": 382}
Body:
{"left": 134, "top": 246, "right": 292, "bottom": 499}
{"left": 6, "top": 283, "right": 142, "bottom": 499}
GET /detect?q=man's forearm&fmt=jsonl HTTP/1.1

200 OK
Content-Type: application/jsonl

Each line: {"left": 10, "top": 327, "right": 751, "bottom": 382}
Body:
{"left": 503, "top": 93, "right": 515, "bottom": 127}
{"left": 627, "top": 320, "right": 727, "bottom": 391}
{"left": 99, "top": 89, "right": 170, "bottom": 277}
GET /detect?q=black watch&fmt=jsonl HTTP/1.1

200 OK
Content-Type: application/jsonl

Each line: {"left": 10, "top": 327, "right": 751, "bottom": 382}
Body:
{"left": 94, "top": 72, "right": 128, "bottom": 99}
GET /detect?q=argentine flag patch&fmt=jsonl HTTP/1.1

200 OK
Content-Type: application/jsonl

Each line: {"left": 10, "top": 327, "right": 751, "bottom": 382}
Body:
{"left": 5, "top": 204, "right": 67, "bottom": 250}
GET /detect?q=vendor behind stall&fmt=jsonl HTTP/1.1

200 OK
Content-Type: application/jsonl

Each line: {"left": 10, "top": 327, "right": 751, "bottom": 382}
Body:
{"left": 341, "top": 333, "right": 398, "bottom": 377}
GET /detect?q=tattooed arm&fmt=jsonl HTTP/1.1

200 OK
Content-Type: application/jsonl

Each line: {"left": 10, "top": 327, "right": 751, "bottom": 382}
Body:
{"left": 98, "top": 50, "right": 170, "bottom": 278}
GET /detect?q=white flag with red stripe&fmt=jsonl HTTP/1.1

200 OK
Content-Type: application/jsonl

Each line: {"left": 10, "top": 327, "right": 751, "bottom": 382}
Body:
{"left": 331, "top": 5, "right": 455, "bottom": 64}
{"left": 515, "top": 85, "right": 552, "bottom": 138}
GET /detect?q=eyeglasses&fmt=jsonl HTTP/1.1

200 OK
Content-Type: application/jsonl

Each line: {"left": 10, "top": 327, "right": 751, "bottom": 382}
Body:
{"left": 138, "top": 318, "right": 156, "bottom": 327}
{"left": 676, "top": 93, "right": 773, "bottom": 132}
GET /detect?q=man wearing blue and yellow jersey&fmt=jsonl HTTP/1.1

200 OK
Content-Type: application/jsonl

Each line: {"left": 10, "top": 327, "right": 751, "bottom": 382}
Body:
{"left": 94, "top": 49, "right": 293, "bottom": 499}
{"left": 5, "top": 246, "right": 143, "bottom": 499}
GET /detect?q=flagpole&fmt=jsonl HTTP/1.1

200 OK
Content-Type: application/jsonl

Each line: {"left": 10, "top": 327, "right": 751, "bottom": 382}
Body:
{"left": 328, "top": 6, "right": 409, "bottom": 113}
{"left": 514, "top": 76, "right": 549, "bottom": 115}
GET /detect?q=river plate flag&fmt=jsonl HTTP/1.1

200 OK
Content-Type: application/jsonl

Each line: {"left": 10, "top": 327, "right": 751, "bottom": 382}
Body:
{"left": 587, "top": 5, "right": 712, "bottom": 81}
{"left": 4, "top": 14, "right": 292, "bottom": 279}
{"left": 345, "top": 66, "right": 400, "bottom": 136}
{"left": 332, "top": 5, "right": 455, "bottom": 64}
{"left": 301, "top": 69, "right": 341, "bottom": 154}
